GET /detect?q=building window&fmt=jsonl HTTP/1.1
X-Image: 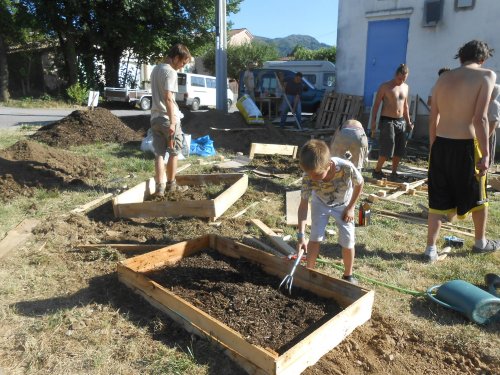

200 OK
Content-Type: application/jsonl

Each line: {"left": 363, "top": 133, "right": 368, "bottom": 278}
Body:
{"left": 455, "top": 0, "right": 475, "bottom": 10}
{"left": 423, "top": 0, "right": 444, "bottom": 27}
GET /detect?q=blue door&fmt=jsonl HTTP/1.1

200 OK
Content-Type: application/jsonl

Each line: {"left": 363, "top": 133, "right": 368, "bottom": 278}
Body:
{"left": 363, "top": 19, "right": 409, "bottom": 106}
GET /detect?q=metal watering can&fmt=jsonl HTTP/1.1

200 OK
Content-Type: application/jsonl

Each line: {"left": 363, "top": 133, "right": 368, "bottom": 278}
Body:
{"left": 427, "top": 279, "right": 500, "bottom": 324}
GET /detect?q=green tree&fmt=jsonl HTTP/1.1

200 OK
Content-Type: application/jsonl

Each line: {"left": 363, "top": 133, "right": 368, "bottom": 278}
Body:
{"left": 203, "top": 41, "right": 279, "bottom": 79}
{"left": 0, "top": 0, "right": 16, "bottom": 101}
{"left": 17, "top": 0, "right": 243, "bottom": 88}
{"left": 290, "top": 45, "right": 336, "bottom": 63}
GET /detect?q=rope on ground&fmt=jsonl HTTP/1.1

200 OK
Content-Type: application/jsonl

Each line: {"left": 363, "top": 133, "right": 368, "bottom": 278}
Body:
{"left": 316, "top": 257, "right": 426, "bottom": 297}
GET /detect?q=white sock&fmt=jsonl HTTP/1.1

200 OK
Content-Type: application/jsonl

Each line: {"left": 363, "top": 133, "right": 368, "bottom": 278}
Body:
{"left": 425, "top": 245, "right": 437, "bottom": 255}
{"left": 475, "top": 238, "right": 487, "bottom": 249}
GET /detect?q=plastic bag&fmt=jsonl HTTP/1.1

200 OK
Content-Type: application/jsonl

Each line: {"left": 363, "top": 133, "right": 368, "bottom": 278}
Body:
{"left": 190, "top": 135, "right": 216, "bottom": 157}
{"left": 140, "top": 128, "right": 154, "bottom": 153}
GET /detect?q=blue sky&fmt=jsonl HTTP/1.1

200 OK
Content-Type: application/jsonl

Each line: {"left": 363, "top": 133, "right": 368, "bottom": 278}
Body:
{"left": 228, "top": 0, "right": 339, "bottom": 46}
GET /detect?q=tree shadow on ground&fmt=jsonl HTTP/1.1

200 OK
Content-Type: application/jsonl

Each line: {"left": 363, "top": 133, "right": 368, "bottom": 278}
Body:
{"left": 12, "top": 272, "right": 247, "bottom": 375}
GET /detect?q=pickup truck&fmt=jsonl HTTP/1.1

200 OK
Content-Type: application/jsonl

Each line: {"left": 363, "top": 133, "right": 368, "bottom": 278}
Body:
{"left": 103, "top": 87, "right": 152, "bottom": 110}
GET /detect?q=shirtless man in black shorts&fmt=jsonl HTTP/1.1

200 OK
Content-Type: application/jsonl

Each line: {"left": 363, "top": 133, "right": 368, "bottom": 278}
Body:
{"left": 370, "top": 64, "right": 414, "bottom": 181}
{"left": 425, "top": 40, "right": 499, "bottom": 262}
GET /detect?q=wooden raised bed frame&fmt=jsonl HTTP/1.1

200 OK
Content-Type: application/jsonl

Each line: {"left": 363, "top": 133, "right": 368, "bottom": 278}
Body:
{"left": 112, "top": 173, "right": 248, "bottom": 221}
{"left": 117, "top": 235, "right": 374, "bottom": 375}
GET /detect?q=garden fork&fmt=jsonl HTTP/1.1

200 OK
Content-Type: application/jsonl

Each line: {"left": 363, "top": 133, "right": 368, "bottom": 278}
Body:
{"left": 278, "top": 249, "right": 305, "bottom": 295}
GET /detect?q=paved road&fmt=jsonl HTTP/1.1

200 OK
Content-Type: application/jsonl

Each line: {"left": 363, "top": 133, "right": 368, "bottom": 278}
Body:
{"left": 0, "top": 106, "right": 149, "bottom": 130}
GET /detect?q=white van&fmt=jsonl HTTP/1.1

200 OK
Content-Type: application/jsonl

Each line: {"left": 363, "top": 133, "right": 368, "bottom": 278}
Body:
{"left": 176, "top": 73, "right": 234, "bottom": 110}
{"left": 262, "top": 60, "right": 336, "bottom": 91}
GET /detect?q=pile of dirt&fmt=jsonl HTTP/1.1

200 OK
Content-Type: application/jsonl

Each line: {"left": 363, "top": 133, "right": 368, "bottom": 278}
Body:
{"left": 119, "top": 109, "right": 313, "bottom": 154}
{"left": 31, "top": 108, "right": 142, "bottom": 148}
{"left": 182, "top": 110, "right": 311, "bottom": 154}
{"left": 0, "top": 140, "right": 104, "bottom": 201}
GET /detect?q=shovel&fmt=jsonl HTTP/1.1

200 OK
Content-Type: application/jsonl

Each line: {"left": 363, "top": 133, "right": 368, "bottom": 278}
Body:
{"left": 279, "top": 248, "right": 304, "bottom": 295}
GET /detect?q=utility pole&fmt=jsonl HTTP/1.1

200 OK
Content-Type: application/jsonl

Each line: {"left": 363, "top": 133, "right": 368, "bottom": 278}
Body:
{"left": 215, "top": 0, "right": 228, "bottom": 112}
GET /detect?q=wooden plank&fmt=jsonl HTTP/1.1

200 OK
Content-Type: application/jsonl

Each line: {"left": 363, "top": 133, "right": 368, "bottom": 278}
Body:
{"left": 362, "top": 192, "right": 413, "bottom": 207}
{"left": 117, "top": 265, "right": 277, "bottom": 374}
{"left": 113, "top": 174, "right": 246, "bottom": 219}
{"left": 242, "top": 236, "right": 285, "bottom": 258}
{"left": 121, "top": 235, "right": 210, "bottom": 273}
{"left": 213, "top": 174, "right": 248, "bottom": 219}
{"left": 232, "top": 201, "right": 260, "bottom": 219}
{"left": 0, "top": 218, "right": 39, "bottom": 260}
{"left": 71, "top": 193, "right": 113, "bottom": 214}
{"left": 285, "top": 190, "right": 312, "bottom": 225}
{"left": 176, "top": 163, "right": 192, "bottom": 173}
{"left": 249, "top": 143, "right": 298, "bottom": 159}
{"left": 251, "top": 219, "right": 295, "bottom": 256}
{"left": 114, "top": 199, "right": 216, "bottom": 219}
{"left": 75, "top": 244, "right": 168, "bottom": 252}
{"left": 276, "top": 291, "right": 374, "bottom": 375}
{"left": 373, "top": 210, "right": 475, "bottom": 237}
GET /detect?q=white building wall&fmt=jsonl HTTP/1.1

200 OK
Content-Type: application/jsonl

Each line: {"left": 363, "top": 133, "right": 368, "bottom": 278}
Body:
{"left": 337, "top": 0, "right": 500, "bottom": 108}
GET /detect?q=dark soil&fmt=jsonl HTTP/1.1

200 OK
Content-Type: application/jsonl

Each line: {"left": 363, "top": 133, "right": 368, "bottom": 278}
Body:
{"left": 0, "top": 140, "right": 104, "bottom": 201}
{"left": 148, "top": 249, "right": 342, "bottom": 353}
{"left": 148, "top": 183, "right": 231, "bottom": 202}
{"left": 30, "top": 107, "right": 142, "bottom": 148}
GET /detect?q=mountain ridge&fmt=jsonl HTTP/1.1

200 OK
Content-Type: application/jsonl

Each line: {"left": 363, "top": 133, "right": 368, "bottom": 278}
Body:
{"left": 253, "top": 34, "right": 332, "bottom": 56}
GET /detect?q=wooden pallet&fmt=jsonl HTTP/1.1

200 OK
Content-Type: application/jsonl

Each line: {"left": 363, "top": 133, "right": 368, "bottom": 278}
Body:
{"left": 314, "top": 92, "right": 364, "bottom": 129}
{"left": 117, "top": 234, "right": 374, "bottom": 375}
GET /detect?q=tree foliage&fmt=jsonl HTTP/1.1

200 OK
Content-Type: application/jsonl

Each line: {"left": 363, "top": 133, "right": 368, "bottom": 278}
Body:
{"left": 14, "top": 0, "right": 243, "bottom": 89}
{"left": 203, "top": 41, "right": 279, "bottom": 79}
{"left": 290, "top": 45, "right": 337, "bottom": 63}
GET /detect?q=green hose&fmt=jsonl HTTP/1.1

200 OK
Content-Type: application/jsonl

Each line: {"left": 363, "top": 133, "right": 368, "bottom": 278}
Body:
{"left": 316, "top": 257, "right": 426, "bottom": 297}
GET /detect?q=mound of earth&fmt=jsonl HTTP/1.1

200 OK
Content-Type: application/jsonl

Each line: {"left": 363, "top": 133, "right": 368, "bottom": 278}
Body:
{"left": 119, "top": 108, "right": 313, "bottom": 154}
{"left": 0, "top": 140, "right": 104, "bottom": 201}
{"left": 31, "top": 107, "right": 141, "bottom": 148}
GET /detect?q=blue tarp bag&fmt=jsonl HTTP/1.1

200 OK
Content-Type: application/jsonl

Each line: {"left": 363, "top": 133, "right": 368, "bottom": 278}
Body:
{"left": 190, "top": 135, "right": 216, "bottom": 157}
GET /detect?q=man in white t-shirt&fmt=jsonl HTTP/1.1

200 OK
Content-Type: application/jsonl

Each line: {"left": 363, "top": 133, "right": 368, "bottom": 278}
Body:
{"left": 150, "top": 43, "right": 191, "bottom": 196}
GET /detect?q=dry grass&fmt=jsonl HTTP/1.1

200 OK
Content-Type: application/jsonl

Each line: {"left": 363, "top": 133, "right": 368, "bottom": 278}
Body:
{"left": 0, "top": 130, "right": 499, "bottom": 374}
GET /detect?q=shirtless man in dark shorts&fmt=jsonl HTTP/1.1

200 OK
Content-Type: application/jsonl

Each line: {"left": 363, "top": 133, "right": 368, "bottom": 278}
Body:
{"left": 425, "top": 40, "right": 499, "bottom": 262}
{"left": 370, "top": 64, "right": 414, "bottom": 181}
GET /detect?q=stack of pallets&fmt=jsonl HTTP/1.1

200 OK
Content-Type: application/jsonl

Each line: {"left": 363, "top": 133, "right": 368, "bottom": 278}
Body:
{"left": 314, "top": 92, "right": 364, "bottom": 130}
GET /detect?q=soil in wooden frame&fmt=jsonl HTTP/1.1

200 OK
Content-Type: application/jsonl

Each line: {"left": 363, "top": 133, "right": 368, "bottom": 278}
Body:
{"left": 147, "top": 248, "right": 343, "bottom": 354}
{"left": 147, "top": 182, "right": 231, "bottom": 202}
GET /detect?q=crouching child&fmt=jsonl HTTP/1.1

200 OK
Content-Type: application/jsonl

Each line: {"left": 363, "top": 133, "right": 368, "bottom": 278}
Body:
{"left": 296, "top": 139, "right": 364, "bottom": 284}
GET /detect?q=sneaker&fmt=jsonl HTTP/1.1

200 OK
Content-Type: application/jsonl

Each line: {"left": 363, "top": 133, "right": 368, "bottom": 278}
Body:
{"left": 472, "top": 239, "right": 500, "bottom": 254}
{"left": 423, "top": 250, "right": 438, "bottom": 263}
{"left": 155, "top": 183, "right": 166, "bottom": 197}
{"left": 372, "top": 169, "right": 386, "bottom": 179}
{"left": 342, "top": 275, "right": 359, "bottom": 285}
{"left": 166, "top": 180, "right": 188, "bottom": 193}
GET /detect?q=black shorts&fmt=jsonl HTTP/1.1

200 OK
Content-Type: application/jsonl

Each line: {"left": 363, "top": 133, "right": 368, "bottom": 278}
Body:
{"left": 428, "top": 137, "right": 487, "bottom": 218}
{"left": 378, "top": 116, "right": 406, "bottom": 158}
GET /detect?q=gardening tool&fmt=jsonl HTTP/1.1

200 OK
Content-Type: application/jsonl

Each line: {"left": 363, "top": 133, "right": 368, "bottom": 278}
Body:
{"left": 427, "top": 279, "right": 500, "bottom": 324}
{"left": 274, "top": 73, "right": 302, "bottom": 130}
{"left": 279, "top": 248, "right": 304, "bottom": 295}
